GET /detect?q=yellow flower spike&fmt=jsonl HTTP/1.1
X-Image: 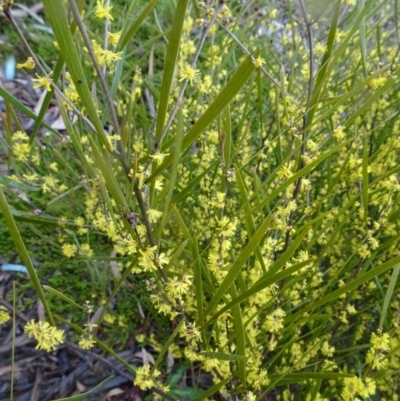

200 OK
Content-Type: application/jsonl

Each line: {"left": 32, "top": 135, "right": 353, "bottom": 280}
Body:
{"left": 32, "top": 74, "right": 52, "bottom": 92}
{"left": 95, "top": 0, "right": 113, "bottom": 20}
{"left": 134, "top": 365, "right": 162, "bottom": 391}
{"left": 16, "top": 57, "right": 36, "bottom": 70}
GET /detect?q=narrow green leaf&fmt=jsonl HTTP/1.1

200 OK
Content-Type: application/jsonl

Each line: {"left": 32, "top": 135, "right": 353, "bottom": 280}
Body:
{"left": 118, "top": 0, "right": 159, "bottom": 51}
{"left": 199, "top": 352, "right": 246, "bottom": 361}
{"left": 42, "top": 0, "right": 112, "bottom": 152}
{"left": 250, "top": 140, "right": 350, "bottom": 215}
{"left": 0, "top": 189, "right": 54, "bottom": 325}
{"left": 223, "top": 105, "right": 232, "bottom": 167}
{"left": 193, "top": 378, "right": 230, "bottom": 401}
{"left": 171, "top": 161, "right": 218, "bottom": 204}
{"left": 51, "top": 376, "right": 114, "bottom": 401}
{"left": 155, "top": 320, "right": 184, "bottom": 369}
{"left": 358, "top": 0, "right": 367, "bottom": 76}
{"left": 192, "top": 235, "right": 204, "bottom": 318}
{"left": 149, "top": 55, "right": 256, "bottom": 181}
{"left": 199, "top": 213, "right": 274, "bottom": 321}
{"left": 269, "top": 372, "right": 353, "bottom": 385}
{"left": 235, "top": 163, "right": 266, "bottom": 273}
{"left": 0, "top": 87, "right": 58, "bottom": 136}
{"left": 43, "top": 285, "right": 85, "bottom": 310}
{"left": 155, "top": 0, "right": 188, "bottom": 141}
{"left": 158, "top": 107, "right": 183, "bottom": 237}
{"left": 55, "top": 92, "right": 95, "bottom": 175}
{"left": 29, "top": 0, "right": 85, "bottom": 144}
{"left": 230, "top": 283, "right": 246, "bottom": 385}
{"left": 379, "top": 264, "right": 400, "bottom": 329}
{"left": 95, "top": 263, "right": 135, "bottom": 333}
{"left": 47, "top": 185, "right": 83, "bottom": 206}
{"left": 306, "top": 0, "right": 341, "bottom": 129}
{"left": 208, "top": 259, "right": 314, "bottom": 324}
{"left": 362, "top": 129, "right": 369, "bottom": 223}
{"left": 287, "top": 255, "right": 400, "bottom": 323}
{"left": 267, "top": 226, "right": 311, "bottom": 277}
{"left": 0, "top": 175, "right": 39, "bottom": 192}
{"left": 0, "top": 210, "right": 71, "bottom": 226}
{"left": 87, "top": 135, "right": 127, "bottom": 209}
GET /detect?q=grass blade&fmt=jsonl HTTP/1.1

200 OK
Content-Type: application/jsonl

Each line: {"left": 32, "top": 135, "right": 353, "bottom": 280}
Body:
{"left": 208, "top": 259, "right": 314, "bottom": 324}
{"left": 154, "top": 0, "right": 189, "bottom": 141}
{"left": 149, "top": 55, "right": 256, "bottom": 181}
{"left": 0, "top": 189, "right": 54, "bottom": 325}
{"left": 379, "top": 264, "right": 400, "bottom": 330}
{"left": 199, "top": 213, "right": 274, "bottom": 322}
{"left": 193, "top": 378, "right": 230, "bottom": 401}
{"left": 287, "top": 255, "right": 400, "bottom": 324}
{"left": 42, "top": 0, "right": 113, "bottom": 152}
{"left": 154, "top": 320, "right": 184, "bottom": 369}
{"left": 43, "top": 285, "right": 86, "bottom": 311}
{"left": 118, "top": 0, "right": 160, "bottom": 51}
{"left": 50, "top": 376, "right": 114, "bottom": 401}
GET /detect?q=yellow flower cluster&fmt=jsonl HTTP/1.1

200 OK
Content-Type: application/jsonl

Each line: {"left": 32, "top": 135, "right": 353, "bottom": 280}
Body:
{"left": 24, "top": 320, "right": 65, "bottom": 352}
{"left": 341, "top": 376, "right": 376, "bottom": 401}
{"left": 134, "top": 365, "right": 169, "bottom": 394}
{"left": 0, "top": 306, "right": 11, "bottom": 324}
{"left": 12, "top": 131, "right": 30, "bottom": 162}
{"left": 85, "top": 39, "right": 122, "bottom": 69}
{"left": 366, "top": 331, "right": 390, "bottom": 370}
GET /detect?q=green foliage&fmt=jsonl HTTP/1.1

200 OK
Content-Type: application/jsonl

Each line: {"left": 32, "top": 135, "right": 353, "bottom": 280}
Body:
{"left": 1, "top": 0, "right": 400, "bottom": 400}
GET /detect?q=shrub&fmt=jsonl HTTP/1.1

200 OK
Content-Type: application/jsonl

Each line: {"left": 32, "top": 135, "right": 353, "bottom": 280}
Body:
{"left": 1, "top": 0, "right": 400, "bottom": 399}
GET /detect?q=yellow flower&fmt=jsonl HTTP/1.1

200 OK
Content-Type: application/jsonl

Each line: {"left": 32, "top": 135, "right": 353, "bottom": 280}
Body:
{"left": 24, "top": 320, "right": 65, "bottom": 352}
{"left": 315, "top": 42, "right": 327, "bottom": 55}
{"left": 32, "top": 74, "right": 52, "bottom": 92}
{"left": 147, "top": 209, "right": 162, "bottom": 223}
{"left": 81, "top": 243, "right": 93, "bottom": 257}
{"left": 108, "top": 30, "right": 121, "bottom": 45}
{"left": 254, "top": 56, "right": 265, "bottom": 68}
{"left": 23, "top": 172, "right": 38, "bottom": 182}
{"left": 0, "top": 306, "right": 11, "bottom": 324}
{"left": 16, "top": 57, "right": 35, "bottom": 70}
{"left": 179, "top": 65, "right": 200, "bottom": 84}
{"left": 79, "top": 334, "right": 96, "bottom": 349}
{"left": 150, "top": 152, "right": 169, "bottom": 165}
{"left": 95, "top": 0, "right": 113, "bottom": 20}
{"left": 12, "top": 141, "right": 30, "bottom": 162}
{"left": 62, "top": 243, "right": 78, "bottom": 258}
{"left": 134, "top": 365, "right": 161, "bottom": 390}
{"left": 263, "top": 308, "right": 285, "bottom": 333}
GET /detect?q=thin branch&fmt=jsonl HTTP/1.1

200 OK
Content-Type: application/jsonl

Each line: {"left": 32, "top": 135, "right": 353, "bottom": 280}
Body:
{"left": 67, "top": 0, "right": 130, "bottom": 175}
{"left": 155, "top": 2, "right": 224, "bottom": 149}
{"left": 299, "top": 0, "right": 314, "bottom": 107}
{"left": 283, "top": 0, "right": 314, "bottom": 253}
